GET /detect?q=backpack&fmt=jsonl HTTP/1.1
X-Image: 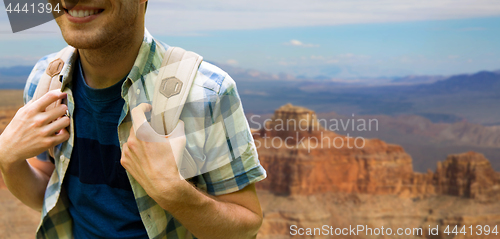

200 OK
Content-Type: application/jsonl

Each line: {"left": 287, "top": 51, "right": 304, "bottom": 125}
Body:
{"left": 31, "top": 45, "right": 202, "bottom": 179}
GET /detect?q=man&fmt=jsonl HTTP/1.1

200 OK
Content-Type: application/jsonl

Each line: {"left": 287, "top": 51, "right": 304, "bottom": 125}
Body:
{"left": 0, "top": 0, "right": 267, "bottom": 238}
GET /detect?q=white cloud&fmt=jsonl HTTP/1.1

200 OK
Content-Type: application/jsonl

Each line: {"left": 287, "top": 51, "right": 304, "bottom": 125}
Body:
{"left": 306, "top": 54, "right": 370, "bottom": 65}
{"left": 277, "top": 60, "right": 297, "bottom": 66}
{"left": 226, "top": 59, "right": 239, "bottom": 65}
{"left": 144, "top": 0, "right": 500, "bottom": 35}
{"left": 284, "top": 39, "right": 319, "bottom": 47}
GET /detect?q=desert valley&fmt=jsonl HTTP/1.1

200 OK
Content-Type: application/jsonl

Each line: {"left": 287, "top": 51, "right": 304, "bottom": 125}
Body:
{"left": 0, "top": 90, "right": 499, "bottom": 238}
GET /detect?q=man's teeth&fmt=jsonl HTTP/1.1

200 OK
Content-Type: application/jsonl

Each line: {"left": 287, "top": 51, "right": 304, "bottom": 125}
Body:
{"left": 68, "top": 9, "right": 99, "bottom": 18}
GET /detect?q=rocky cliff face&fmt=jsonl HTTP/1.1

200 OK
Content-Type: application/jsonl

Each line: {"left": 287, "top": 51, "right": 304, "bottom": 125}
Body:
{"left": 255, "top": 104, "right": 500, "bottom": 239}
{"left": 255, "top": 104, "right": 415, "bottom": 195}
{"left": 254, "top": 104, "right": 500, "bottom": 200}
{"left": 434, "top": 152, "right": 500, "bottom": 201}
{"left": 439, "top": 121, "right": 500, "bottom": 147}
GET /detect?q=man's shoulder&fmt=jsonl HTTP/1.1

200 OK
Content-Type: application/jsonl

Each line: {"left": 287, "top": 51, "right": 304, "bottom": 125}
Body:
{"left": 30, "top": 52, "right": 60, "bottom": 76}
{"left": 194, "top": 61, "right": 233, "bottom": 95}
{"left": 155, "top": 38, "right": 236, "bottom": 96}
{"left": 23, "top": 52, "right": 60, "bottom": 104}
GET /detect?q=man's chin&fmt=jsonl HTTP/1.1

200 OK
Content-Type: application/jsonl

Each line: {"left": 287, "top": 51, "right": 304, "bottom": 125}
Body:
{"left": 61, "top": 33, "right": 107, "bottom": 50}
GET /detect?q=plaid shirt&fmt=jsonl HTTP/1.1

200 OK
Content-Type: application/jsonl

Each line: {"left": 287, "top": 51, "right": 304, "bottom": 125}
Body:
{"left": 23, "top": 29, "right": 267, "bottom": 239}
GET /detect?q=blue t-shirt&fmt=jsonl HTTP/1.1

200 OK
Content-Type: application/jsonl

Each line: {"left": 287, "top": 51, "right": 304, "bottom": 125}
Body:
{"left": 63, "top": 58, "right": 148, "bottom": 238}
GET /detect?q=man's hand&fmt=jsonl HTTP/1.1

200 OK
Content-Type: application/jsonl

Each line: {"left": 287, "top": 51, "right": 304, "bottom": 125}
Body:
{"left": 0, "top": 90, "right": 69, "bottom": 172}
{"left": 120, "top": 103, "right": 187, "bottom": 204}
{"left": 0, "top": 89, "right": 69, "bottom": 211}
{"left": 121, "top": 103, "right": 263, "bottom": 239}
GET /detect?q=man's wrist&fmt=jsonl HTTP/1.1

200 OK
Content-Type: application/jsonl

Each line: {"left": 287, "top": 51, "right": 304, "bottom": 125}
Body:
{"left": 154, "top": 179, "right": 208, "bottom": 214}
{"left": 0, "top": 153, "right": 24, "bottom": 175}
{"left": 0, "top": 139, "right": 23, "bottom": 174}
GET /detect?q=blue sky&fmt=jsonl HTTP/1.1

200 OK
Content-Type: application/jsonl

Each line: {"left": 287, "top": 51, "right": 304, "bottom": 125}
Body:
{"left": 0, "top": 0, "right": 499, "bottom": 78}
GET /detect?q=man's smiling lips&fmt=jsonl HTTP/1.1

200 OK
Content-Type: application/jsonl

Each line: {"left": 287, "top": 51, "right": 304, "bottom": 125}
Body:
{"left": 63, "top": 6, "right": 104, "bottom": 23}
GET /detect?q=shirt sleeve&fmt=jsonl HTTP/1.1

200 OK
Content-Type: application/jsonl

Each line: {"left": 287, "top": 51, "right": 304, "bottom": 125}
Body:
{"left": 192, "top": 74, "right": 267, "bottom": 196}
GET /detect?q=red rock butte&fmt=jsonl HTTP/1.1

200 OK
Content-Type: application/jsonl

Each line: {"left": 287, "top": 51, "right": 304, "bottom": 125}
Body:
{"left": 253, "top": 104, "right": 500, "bottom": 199}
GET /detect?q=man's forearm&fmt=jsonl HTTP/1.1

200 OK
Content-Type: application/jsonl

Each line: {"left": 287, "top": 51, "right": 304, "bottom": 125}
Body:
{"left": 0, "top": 157, "right": 50, "bottom": 211}
{"left": 154, "top": 181, "right": 262, "bottom": 239}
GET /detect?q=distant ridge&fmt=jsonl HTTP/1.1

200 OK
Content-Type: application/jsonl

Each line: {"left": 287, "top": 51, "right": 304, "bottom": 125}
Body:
{"left": 391, "top": 75, "right": 446, "bottom": 85}
{"left": 0, "top": 66, "right": 32, "bottom": 77}
{"left": 0, "top": 65, "right": 32, "bottom": 89}
{"left": 417, "top": 71, "right": 500, "bottom": 93}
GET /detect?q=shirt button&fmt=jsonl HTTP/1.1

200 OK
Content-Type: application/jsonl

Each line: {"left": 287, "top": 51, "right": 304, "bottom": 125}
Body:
{"left": 136, "top": 89, "right": 141, "bottom": 95}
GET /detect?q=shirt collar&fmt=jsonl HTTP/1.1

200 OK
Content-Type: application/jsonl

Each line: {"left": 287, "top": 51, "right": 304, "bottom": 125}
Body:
{"left": 121, "top": 28, "right": 159, "bottom": 99}
{"left": 58, "top": 28, "right": 161, "bottom": 99}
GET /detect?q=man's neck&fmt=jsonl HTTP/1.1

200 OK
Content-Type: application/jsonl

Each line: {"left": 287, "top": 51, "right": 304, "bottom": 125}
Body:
{"left": 78, "top": 27, "right": 144, "bottom": 89}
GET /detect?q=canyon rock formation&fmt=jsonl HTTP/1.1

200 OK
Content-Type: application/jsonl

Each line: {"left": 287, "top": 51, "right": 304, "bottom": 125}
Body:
{"left": 254, "top": 104, "right": 500, "bottom": 239}
{"left": 0, "top": 101, "right": 499, "bottom": 238}
{"left": 434, "top": 152, "right": 500, "bottom": 201}
{"left": 254, "top": 104, "right": 500, "bottom": 199}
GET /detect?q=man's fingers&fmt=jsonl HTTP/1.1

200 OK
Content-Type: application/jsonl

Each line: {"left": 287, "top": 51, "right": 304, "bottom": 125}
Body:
{"left": 138, "top": 103, "right": 152, "bottom": 113}
{"left": 45, "top": 116, "right": 70, "bottom": 136}
{"left": 33, "top": 90, "right": 67, "bottom": 112}
{"left": 41, "top": 104, "right": 68, "bottom": 125}
{"left": 129, "top": 125, "right": 136, "bottom": 138}
{"left": 131, "top": 103, "right": 165, "bottom": 142}
{"left": 121, "top": 143, "right": 129, "bottom": 164}
{"left": 131, "top": 103, "right": 152, "bottom": 132}
{"left": 49, "top": 128, "right": 70, "bottom": 147}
